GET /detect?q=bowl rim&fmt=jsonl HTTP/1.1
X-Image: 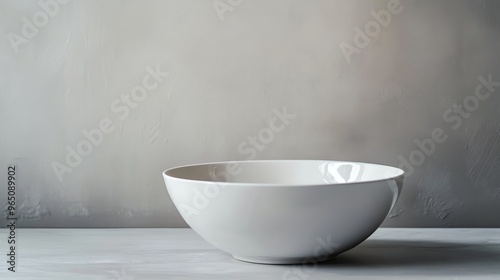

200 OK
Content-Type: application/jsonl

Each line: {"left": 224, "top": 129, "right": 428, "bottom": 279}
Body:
{"left": 162, "top": 159, "right": 405, "bottom": 187}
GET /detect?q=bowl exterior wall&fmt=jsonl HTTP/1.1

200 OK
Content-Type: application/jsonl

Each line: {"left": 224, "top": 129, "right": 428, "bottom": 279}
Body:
{"left": 164, "top": 174, "right": 403, "bottom": 260}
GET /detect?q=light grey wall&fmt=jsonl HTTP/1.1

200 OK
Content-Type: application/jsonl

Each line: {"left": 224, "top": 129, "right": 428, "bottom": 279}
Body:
{"left": 1, "top": 0, "right": 499, "bottom": 228}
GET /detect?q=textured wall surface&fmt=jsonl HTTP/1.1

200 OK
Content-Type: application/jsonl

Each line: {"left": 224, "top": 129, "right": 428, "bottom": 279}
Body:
{"left": 1, "top": 0, "right": 499, "bottom": 228}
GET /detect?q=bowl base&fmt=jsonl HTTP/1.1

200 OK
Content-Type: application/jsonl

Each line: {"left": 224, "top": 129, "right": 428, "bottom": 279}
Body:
{"left": 232, "top": 255, "right": 336, "bottom": 265}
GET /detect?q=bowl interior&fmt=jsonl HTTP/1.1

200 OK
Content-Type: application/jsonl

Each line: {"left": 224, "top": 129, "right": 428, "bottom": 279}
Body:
{"left": 164, "top": 160, "right": 403, "bottom": 185}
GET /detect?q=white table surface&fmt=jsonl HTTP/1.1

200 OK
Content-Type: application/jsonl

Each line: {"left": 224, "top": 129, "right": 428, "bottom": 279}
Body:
{"left": 0, "top": 228, "right": 499, "bottom": 280}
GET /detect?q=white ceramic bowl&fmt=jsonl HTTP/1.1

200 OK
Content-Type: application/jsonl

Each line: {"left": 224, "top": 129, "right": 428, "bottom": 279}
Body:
{"left": 163, "top": 160, "right": 404, "bottom": 264}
